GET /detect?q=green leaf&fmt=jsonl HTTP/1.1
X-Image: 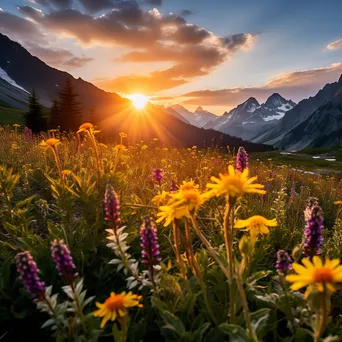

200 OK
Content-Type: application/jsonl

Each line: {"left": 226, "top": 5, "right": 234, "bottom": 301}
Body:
{"left": 250, "top": 308, "right": 270, "bottom": 335}
{"left": 41, "top": 318, "right": 56, "bottom": 329}
{"left": 219, "top": 323, "right": 249, "bottom": 342}
{"left": 322, "top": 336, "right": 341, "bottom": 342}
{"left": 193, "top": 322, "right": 211, "bottom": 341}
{"left": 160, "top": 310, "right": 185, "bottom": 335}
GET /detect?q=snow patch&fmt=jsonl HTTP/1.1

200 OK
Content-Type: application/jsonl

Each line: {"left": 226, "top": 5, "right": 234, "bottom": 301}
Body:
{"left": 242, "top": 121, "right": 255, "bottom": 125}
{"left": 277, "top": 103, "right": 293, "bottom": 111}
{"left": 325, "top": 158, "right": 336, "bottom": 162}
{"left": 0, "top": 67, "right": 29, "bottom": 93}
{"left": 263, "top": 112, "right": 285, "bottom": 121}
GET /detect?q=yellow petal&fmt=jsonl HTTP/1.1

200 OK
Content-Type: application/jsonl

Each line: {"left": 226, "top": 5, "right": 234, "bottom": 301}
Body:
{"left": 301, "top": 258, "right": 314, "bottom": 269}
{"left": 100, "top": 312, "right": 111, "bottom": 328}
{"left": 326, "top": 283, "right": 336, "bottom": 293}
{"left": 312, "top": 256, "right": 323, "bottom": 268}
{"left": 292, "top": 263, "right": 310, "bottom": 275}
{"left": 290, "top": 280, "right": 312, "bottom": 291}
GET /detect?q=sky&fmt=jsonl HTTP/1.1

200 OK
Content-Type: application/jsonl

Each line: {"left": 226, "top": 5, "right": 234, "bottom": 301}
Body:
{"left": 0, "top": 0, "right": 342, "bottom": 114}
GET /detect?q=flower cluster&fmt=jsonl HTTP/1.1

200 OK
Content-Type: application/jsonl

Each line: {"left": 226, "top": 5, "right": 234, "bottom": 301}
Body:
{"left": 303, "top": 198, "right": 324, "bottom": 257}
{"left": 51, "top": 240, "right": 78, "bottom": 281}
{"left": 104, "top": 184, "right": 121, "bottom": 228}
{"left": 276, "top": 250, "right": 292, "bottom": 274}
{"left": 236, "top": 146, "right": 248, "bottom": 173}
{"left": 152, "top": 168, "right": 163, "bottom": 183}
{"left": 140, "top": 216, "right": 161, "bottom": 267}
{"left": 15, "top": 251, "right": 45, "bottom": 300}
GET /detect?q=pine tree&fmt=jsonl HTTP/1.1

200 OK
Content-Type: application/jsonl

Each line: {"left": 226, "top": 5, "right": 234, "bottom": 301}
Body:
{"left": 58, "top": 78, "right": 82, "bottom": 131}
{"left": 25, "top": 89, "right": 47, "bottom": 133}
{"left": 49, "top": 99, "right": 61, "bottom": 129}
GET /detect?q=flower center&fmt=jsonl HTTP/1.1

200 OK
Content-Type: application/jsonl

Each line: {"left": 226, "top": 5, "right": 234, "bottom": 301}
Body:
{"left": 104, "top": 294, "right": 125, "bottom": 310}
{"left": 314, "top": 268, "right": 333, "bottom": 283}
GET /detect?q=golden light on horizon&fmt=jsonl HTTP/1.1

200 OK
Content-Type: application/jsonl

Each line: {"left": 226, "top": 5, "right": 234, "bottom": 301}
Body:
{"left": 127, "top": 93, "right": 149, "bottom": 109}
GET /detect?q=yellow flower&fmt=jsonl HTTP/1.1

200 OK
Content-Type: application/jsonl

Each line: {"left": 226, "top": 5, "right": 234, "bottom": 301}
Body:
{"left": 40, "top": 138, "right": 61, "bottom": 148}
{"left": 206, "top": 165, "right": 265, "bottom": 199}
{"left": 286, "top": 256, "right": 342, "bottom": 299}
{"left": 77, "top": 122, "right": 94, "bottom": 133}
{"left": 62, "top": 170, "right": 72, "bottom": 175}
{"left": 93, "top": 292, "right": 142, "bottom": 328}
{"left": 11, "top": 143, "right": 18, "bottom": 149}
{"left": 152, "top": 191, "right": 170, "bottom": 206}
{"left": 334, "top": 201, "right": 342, "bottom": 205}
{"left": 156, "top": 181, "right": 206, "bottom": 226}
{"left": 115, "top": 144, "right": 127, "bottom": 151}
{"left": 234, "top": 215, "right": 277, "bottom": 242}
{"left": 49, "top": 129, "right": 57, "bottom": 133}
{"left": 13, "top": 124, "right": 20, "bottom": 127}
{"left": 119, "top": 132, "right": 127, "bottom": 138}
{"left": 141, "top": 145, "right": 148, "bottom": 150}
{"left": 192, "top": 146, "right": 197, "bottom": 149}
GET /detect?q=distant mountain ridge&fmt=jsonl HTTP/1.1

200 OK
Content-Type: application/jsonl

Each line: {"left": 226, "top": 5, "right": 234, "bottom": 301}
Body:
{"left": 253, "top": 74, "right": 342, "bottom": 148}
{"left": 168, "top": 104, "right": 218, "bottom": 128}
{"left": 0, "top": 33, "right": 270, "bottom": 152}
{"left": 204, "top": 93, "right": 296, "bottom": 140}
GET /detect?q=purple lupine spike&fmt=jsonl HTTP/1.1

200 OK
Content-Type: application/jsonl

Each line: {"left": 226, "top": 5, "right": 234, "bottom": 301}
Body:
{"left": 15, "top": 251, "right": 45, "bottom": 300}
{"left": 152, "top": 168, "right": 163, "bottom": 184}
{"left": 170, "top": 181, "right": 178, "bottom": 192}
{"left": 140, "top": 216, "right": 161, "bottom": 266}
{"left": 303, "top": 198, "right": 324, "bottom": 258}
{"left": 276, "top": 250, "right": 292, "bottom": 274}
{"left": 51, "top": 240, "right": 78, "bottom": 282}
{"left": 262, "top": 182, "right": 268, "bottom": 203}
{"left": 290, "top": 182, "right": 296, "bottom": 204}
{"left": 236, "top": 146, "right": 248, "bottom": 173}
{"left": 104, "top": 184, "right": 121, "bottom": 228}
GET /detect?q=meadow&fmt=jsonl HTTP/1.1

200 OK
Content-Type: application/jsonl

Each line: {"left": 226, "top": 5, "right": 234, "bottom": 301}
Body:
{"left": 0, "top": 123, "right": 341, "bottom": 342}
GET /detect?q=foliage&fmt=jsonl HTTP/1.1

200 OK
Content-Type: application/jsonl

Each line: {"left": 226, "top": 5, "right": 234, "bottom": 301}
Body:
{"left": 0, "top": 125, "right": 341, "bottom": 341}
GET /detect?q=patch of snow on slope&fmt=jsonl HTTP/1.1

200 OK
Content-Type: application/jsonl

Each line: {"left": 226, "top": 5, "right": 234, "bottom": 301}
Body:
{"left": 0, "top": 67, "right": 29, "bottom": 93}
{"left": 217, "top": 113, "right": 233, "bottom": 128}
{"left": 278, "top": 103, "right": 293, "bottom": 111}
{"left": 263, "top": 112, "right": 285, "bottom": 121}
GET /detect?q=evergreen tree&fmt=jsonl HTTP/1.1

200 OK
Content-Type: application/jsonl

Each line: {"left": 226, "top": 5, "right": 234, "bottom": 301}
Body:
{"left": 89, "top": 107, "right": 100, "bottom": 126}
{"left": 58, "top": 78, "right": 82, "bottom": 131}
{"left": 49, "top": 99, "right": 61, "bottom": 129}
{"left": 25, "top": 89, "right": 47, "bottom": 132}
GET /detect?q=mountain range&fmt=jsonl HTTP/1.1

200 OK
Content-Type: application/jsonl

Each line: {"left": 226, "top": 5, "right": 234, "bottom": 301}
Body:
{"left": 0, "top": 33, "right": 270, "bottom": 152}
{"left": 202, "top": 93, "right": 296, "bottom": 140}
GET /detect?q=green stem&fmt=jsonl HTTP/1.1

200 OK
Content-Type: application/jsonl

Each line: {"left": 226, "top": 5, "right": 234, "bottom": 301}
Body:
{"left": 314, "top": 287, "right": 328, "bottom": 342}
{"left": 70, "top": 281, "right": 88, "bottom": 336}
{"left": 173, "top": 220, "right": 186, "bottom": 278}
{"left": 190, "top": 215, "right": 230, "bottom": 279}
{"left": 236, "top": 271, "right": 259, "bottom": 342}
{"left": 89, "top": 131, "right": 101, "bottom": 191}
{"left": 185, "top": 220, "right": 217, "bottom": 325}
{"left": 279, "top": 275, "right": 296, "bottom": 336}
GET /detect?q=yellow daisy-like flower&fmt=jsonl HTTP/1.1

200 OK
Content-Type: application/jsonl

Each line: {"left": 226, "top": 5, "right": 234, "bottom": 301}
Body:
{"left": 119, "top": 132, "right": 127, "bottom": 139}
{"left": 156, "top": 182, "right": 207, "bottom": 227}
{"left": 115, "top": 144, "right": 127, "bottom": 151}
{"left": 206, "top": 165, "right": 265, "bottom": 199}
{"left": 286, "top": 256, "right": 342, "bottom": 299}
{"left": 61, "top": 170, "right": 72, "bottom": 176}
{"left": 234, "top": 215, "right": 277, "bottom": 242}
{"left": 77, "top": 122, "right": 94, "bottom": 133}
{"left": 141, "top": 144, "right": 148, "bottom": 150}
{"left": 152, "top": 191, "right": 170, "bottom": 206}
{"left": 93, "top": 292, "right": 142, "bottom": 328}
{"left": 334, "top": 201, "right": 342, "bottom": 205}
{"left": 13, "top": 123, "right": 20, "bottom": 127}
{"left": 40, "top": 138, "right": 61, "bottom": 148}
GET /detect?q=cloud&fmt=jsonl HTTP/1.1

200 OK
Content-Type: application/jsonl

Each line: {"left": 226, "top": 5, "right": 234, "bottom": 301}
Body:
{"left": 327, "top": 39, "right": 342, "bottom": 50}
{"left": 179, "top": 62, "right": 342, "bottom": 108}
{"left": 29, "top": 0, "right": 72, "bottom": 9}
{"left": 180, "top": 10, "right": 193, "bottom": 16}
{"left": 18, "top": 4, "right": 256, "bottom": 93}
{"left": 144, "top": 0, "right": 162, "bottom": 5}
{"left": 0, "top": 10, "right": 46, "bottom": 43}
{"left": 0, "top": 10, "right": 93, "bottom": 70}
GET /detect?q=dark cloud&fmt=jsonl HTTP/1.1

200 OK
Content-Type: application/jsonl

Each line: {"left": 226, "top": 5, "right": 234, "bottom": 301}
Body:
{"left": 17, "top": 4, "right": 256, "bottom": 93}
{"left": 63, "top": 56, "right": 93, "bottom": 67}
{"left": 180, "top": 9, "right": 193, "bottom": 16}
{"left": 144, "top": 0, "right": 162, "bottom": 5}
{"left": 180, "top": 63, "right": 342, "bottom": 107}
{"left": 0, "top": 10, "right": 46, "bottom": 43}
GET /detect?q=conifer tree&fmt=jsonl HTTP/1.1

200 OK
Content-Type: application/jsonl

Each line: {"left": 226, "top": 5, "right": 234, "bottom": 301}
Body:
{"left": 49, "top": 99, "right": 61, "bottom": 129}
{"left": 58, "top": 78, "right": 82, "bottom": 131}
{"left": 25, "top": 89, "right": 47, "bottom": 133}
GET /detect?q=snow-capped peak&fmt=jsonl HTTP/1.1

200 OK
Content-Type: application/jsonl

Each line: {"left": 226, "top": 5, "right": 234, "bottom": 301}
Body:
{"left": 0, "top": 67, "right": 29, "bottom": 93}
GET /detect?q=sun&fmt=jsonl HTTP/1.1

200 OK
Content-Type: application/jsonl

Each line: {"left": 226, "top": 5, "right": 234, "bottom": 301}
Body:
{"left": 127, "top": 94, "right": 149, "bottom": 110}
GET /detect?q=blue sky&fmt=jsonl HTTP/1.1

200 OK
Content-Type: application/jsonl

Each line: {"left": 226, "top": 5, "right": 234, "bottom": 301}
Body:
{"left": 1, "top": 0, "right": 342, "bottom": 113}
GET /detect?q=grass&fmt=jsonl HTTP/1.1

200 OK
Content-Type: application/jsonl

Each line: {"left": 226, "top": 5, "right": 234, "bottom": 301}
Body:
{"left": 0, "top": 106, "right": 25, "bottom": 125}
{"left": 0, "top": 126, "right": 341, "bottom": 341}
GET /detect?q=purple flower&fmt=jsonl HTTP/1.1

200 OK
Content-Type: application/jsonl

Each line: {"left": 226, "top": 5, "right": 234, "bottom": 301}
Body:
{"left": 152, "top": 168, "right": 163, "bottom": 183}
{"left": 276, "top": 250, "right": 292, "bottom": 274}
{"left": 170, "top": 181, "right": 178, "bottom": 192}
{"left": 236, "top": 146, "right": 248, "bottom": 173}
{"left": 303, "top": 198, "right": 324, "bottom": 258}
{"left": 104, "top": 184, "right": 120, "bottom": 228}
{"left": 51, "top": 240, "right": 78, "bottom": 281}
{"left": 15, "top": 251, "right": 45, "bottom": 300}
{"left": 23, "top": 127, "right": 33, "bottom": 141}
{"left": 262, "top": 182, "right": 268, "bottom": 203}
{"left": 140, "top": 216, "right": 161, "bottom": 267}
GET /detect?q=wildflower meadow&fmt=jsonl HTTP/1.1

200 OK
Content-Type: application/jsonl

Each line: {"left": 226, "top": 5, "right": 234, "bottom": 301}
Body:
{"left": 0, "top": 123, "right": 342, "bottom": 342}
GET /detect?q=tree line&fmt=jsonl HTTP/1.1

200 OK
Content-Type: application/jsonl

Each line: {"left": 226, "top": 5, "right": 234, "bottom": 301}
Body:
{"left": 25, "top": 78, "right": 95, "bottom": 133}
